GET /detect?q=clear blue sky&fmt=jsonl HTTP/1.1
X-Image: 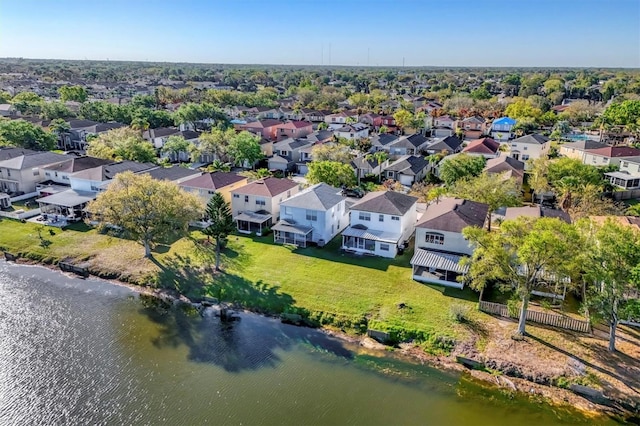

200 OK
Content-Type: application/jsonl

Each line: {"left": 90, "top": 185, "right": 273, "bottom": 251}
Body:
{"left": 1, "top": 0, "right": 638, "bottom": 67}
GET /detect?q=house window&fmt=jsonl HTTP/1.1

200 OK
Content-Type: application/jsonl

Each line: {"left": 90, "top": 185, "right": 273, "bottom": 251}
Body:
{"left": 622, "top": 161, "right": 629, "bottom": 168}
{"left": 380, "top": 244, "right": 390, "bottom": 251}
{"left": 592, "top": 157, "right": 597, "bottom": 163}
{"left": 245, "top": 195, "right": 249, "bottom": 202}
{"left": 359, "top": 212, "right": 371, "bottom": 221}
{"left": 391, "top": 216, "right": 399, "bottom": 221}
{"left": 425, "top": 232, "right": 445, "bottom": 245}
{"left": 306, "top": 210, "right": 317, "bottom": 221}
{"left": 522, "top": 155, "right": 530, "bottom": 161}
{"left": 280, "top": 151, "right": 288, "bottom": 156}
{"left": 379, "top": 214, "right": 384, "bottom": 222}
{"left": 256, "top": 198, "right": 266, "bottom": 206}
{"left": 33, "top": 169, "right": 39, "bottom": 176}
{"left": 45, "top": 172, "right": 51, "bottom": 177}
{"left": 208, "top": 190, "right": 215, "bottom": 194}
{"left": 63, "top": 176, "right": 69, "bottom": 180}
{"left": 233, "top": 194, "right": 240, "bottom": 199}
{"left": 523, "top": 146, "right": 528, "bottom": 150}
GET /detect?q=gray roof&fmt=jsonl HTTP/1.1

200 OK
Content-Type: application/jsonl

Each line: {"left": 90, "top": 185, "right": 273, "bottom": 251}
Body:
{"left": 71, "top": 160, "right": 156, "bottom": 181}
{"left": 272, "top": 220, "right": 313, "bottom": 235}
{"left": 142, "top": 165, "right": 201, "bottom": 182}
{"left": 180, "top": 172, "right": 245, "bottom": 190}
{"left": 512, "top": 134, "right": 549, "bottom": 145}
{"left": 0, "top": 147, "right": 38, "bottom": 161}
{"left": 336, "top": 123, "right": 368, "bottom": 132}
{"left": 427, "top": 136, "right": 462, "bottom": 152}
{"left": 280, "top": 183, "right": 343, "bottom": 211}
{"left": 42, "top": 156, "right": 113, "bottom": 173}
{"left": 484, "top": 156, "right": 525, "bottom": 175}
{"left": 0, "top": 151, "right": 67, "bottom": 170}
{"left": 504, "top": 206, "right": 571, "bottom": 223}
{"left": 385, "top": 155, "right": 429, "bottom": 175}
{"left": 351, "top": 190, "right": 417, "bottom": 215}
{"left": 370, "top": 134, "right": 399, "bottom": 147}
{"left": 342, "top": 225, "right": 401, "bottom": 244}
{"left": 416, "top": 197, "right": 489, "bottom": 232}
{"left": 36, "top": 189, "right": 96, "bottom": 208}
{"left": 561, "top": 140, "right": 607, "bottom": 151}
{"left": 410, "top": 249, "right": 469, "bottom": 273}
{"left": 273, "top": 138, "right": 313, "bottom": 151}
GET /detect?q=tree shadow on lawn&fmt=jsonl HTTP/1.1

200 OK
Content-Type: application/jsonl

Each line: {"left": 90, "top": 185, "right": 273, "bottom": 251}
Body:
{"left": 138, "top": 272, "right": 354, "bottom": 373}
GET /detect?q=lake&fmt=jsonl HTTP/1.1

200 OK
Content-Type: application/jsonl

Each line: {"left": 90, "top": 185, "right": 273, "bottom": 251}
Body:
{"left": 0, "top": 260, "right": 616, "bottom": 425}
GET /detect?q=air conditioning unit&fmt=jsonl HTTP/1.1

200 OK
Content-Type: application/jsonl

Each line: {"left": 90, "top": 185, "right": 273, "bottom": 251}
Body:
{"left": 0, "top": 193, "right": 11, "bottom": 210}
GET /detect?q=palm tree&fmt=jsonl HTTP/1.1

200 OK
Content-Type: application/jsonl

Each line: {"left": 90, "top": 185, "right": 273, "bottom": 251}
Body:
{"left": 49, "top": 118, "right": 71, "bottom": 150}
{"left": 206, "top": 159, "right": 231, "bottom": 173}
{"left": 130, "top": 117, "right": 150, "bottom": 136}
{"left": 366, "top": 151, "right": 389, "bottom": 183}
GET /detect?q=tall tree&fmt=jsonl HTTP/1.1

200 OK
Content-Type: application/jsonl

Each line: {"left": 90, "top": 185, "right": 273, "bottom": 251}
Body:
{"left": 312, "top": 143, "right": 352, "bottom": 163}
{"left": 58, "top": 85, "right": 88, "bottom": 103}
{"left": 438, "top": 154, "right": 486, "bottom": 186}
{"left": 86, "top": 127, "right": 157, "bottom": 163}
{"left": 161, "top": 135, "right": 191, "bottom": 162}
{"left": 88, "top": 171, "right": 202, "bottom": 257}
{"left": 451, "top": 172, "right": 521, "bottom": 231}
{"left": 202, "top": 192, "right": 235, "bottom": 271}
{"left": 307, "top": 160, "right": 357, "bottom": 188}
{"left": 463, "top": 217, "right": 581, "bottom": 336}
{"left": 191, "top": 127, "right": 235, "bottom": 163}
{"left": 0, "top": 119, "right": 56, "bottom": 151}
{"left": 580, "top": 218, "right": 640, "bottom": 352}
{"left": 49, "top": 118, "right": 71, "bottom": 150}
{"left": 227, "top": 131, "right": 263, "bottom": 169}
{"left": 393, "top": 109, "right": 414, "bottom": 134}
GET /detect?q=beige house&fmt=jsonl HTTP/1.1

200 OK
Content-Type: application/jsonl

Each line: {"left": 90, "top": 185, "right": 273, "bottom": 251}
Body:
{"left": 179, "top": 172, "right": 248, "bottom": 204}
{"left": 230, "top": 177, "right": 299, "bottom": 235}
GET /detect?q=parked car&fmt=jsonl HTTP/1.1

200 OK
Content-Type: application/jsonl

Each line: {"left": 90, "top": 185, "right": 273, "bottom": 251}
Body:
{"left": 341, "top": 187, "right": 365, "bottom": 198}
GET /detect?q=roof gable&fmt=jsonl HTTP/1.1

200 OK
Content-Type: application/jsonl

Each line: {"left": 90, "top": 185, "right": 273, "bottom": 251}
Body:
{"left": 351, "top": 190, "right": 417, "bottom": 215}
{"left": 416, "top": 197, "right": 489, "bottom": 232}
{"left": 280, "top": 183, "right": 343, "bottom": 210}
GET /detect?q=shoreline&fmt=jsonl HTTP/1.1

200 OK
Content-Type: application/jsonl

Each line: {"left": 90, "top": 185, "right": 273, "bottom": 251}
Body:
{"left": 0, "top": 255, "right": 631, "bottom": 423}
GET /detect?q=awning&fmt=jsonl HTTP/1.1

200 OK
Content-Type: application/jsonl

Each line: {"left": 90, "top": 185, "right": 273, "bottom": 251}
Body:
{"left": 235, "top": 211, "right": 272, "bottom": 224}
{"left": 341, "top": 226, "right": 401, "bottom": 244}
{"left": 36, "top": 189, "right": 96, "bottom": 208}
{"left": 605, "top": 171, "right": 638, "bottom": 180}
{"left": 410, "top": 249, "right": 468, "bottom": 274}
{"left": 272, "top": 220, "right": 313, "bottom": 235}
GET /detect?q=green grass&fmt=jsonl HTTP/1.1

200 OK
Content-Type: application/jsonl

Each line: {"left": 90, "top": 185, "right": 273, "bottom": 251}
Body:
{"left": 0, "top": 218, "right": 480, "bottom": 348}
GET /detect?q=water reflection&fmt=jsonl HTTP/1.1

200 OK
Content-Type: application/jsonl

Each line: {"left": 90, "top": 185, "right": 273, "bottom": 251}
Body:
{"left": 139, "top": 295, "right": 353, "bottom": 373}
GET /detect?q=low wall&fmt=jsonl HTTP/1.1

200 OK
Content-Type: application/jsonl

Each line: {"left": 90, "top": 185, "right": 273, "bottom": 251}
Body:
{"left": 10, "top": 192, "right": 39, "bottom": 202}
{"left": 613, "top": 189, "right": 640, "bottom": 201}
{"left": 0, "top": 208, "right": 41, "bottom": 220}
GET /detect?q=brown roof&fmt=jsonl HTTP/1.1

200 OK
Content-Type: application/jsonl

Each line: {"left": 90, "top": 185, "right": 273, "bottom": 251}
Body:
{"left": 462, "top": 137, "right": 500, "bottom": 154}
{"left": 590, "top": 215, "right": 640, "bottom": 231}
{"left": 351, "top": 190, "right": 417, "bottom": 215}
{"left": 416, "top": 197, "right": 488, "bottom": 232}
{"left": 231, "top": 177, "right": 298, "bottom": 197}
{"left": 180, "top": 172, "right": 246, "bottom": 190}
{"left": 243, "top": 119, "right": 282, "bottom": 129}
{"left": 42, "top": 156, "right": 113, "bottom": 173}
{"left": 484, "top": 156, "right": 525, "bottom": 177}
{"left": 277, "top": 121, "right": 312, "bottom": 129}
{"left": 586, "top": 146, "right": 640, "bottom": 158}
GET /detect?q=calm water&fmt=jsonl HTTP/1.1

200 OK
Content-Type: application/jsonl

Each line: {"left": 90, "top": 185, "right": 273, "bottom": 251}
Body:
{"left": 0, "top": 260, "right": 617, "bottom": 426}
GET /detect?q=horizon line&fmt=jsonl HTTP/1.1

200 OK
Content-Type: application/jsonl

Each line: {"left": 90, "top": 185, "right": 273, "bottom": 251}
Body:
{"left": 1, "top": 57, "right": 638, "bottom": 70}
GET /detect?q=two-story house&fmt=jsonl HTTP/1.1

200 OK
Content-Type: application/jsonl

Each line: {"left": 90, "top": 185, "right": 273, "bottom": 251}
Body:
{"left": 605, "top": 157, "right": 640, "bottom": 190}
{"left": 424, "top": 135, "right": 463, "bottom": 155}
{"left": 484, "top": 156, "right": 525, "bottom": 184}
{"left": 0, "top": 151, "right": 67, "bottom": 195}
{"left": 268, "top": 138, "right": 314, "bottom": 172}
{"left": 238, "top": 119, "right": 282, "bottom": 141}
{"left": 456, "top": 116, "right": 486, "bottom": 140}
{"left": 179, "top": 171, "right": 248, "bottom": 203}
{"left": 582, "top": 146, "right": 640, "bottom": 168}
{"left": 383, "top": 155, "right": 430, "bottom": 186}
{"left": 432, "top": 115, "right": 456, "bottom": 138}
{"left": 273, "top": 183, "right": 349, "bottom": 247}
{"left": 230, "top": 177, "right": 299, "bottom": 235}
{"left": 370, "top": 134, "right": 400, "bottom": 152}
{"left": 388, "top": 133, "right": 430, "bottom": 156}
{"left": 341, "top": 190, "right": 418, "bottom": 258}
{"left": 490, "top": 117, "right": 517, "bottom": 141}
{"left": 275, "top": 121, "right": 314, "bottom": 141}
{"left": 411, "top": 197, "right": 489, "bottom": 288}
{"left": 39, "top": 156, "right": 113, "bottom": 192}
{"left": 507, "top": 134, "right": 550, "bottom": 165}
{"left": 325, "top": 111, "right": 358, "bottom": 129}
{"left": 334, "top": 123, "right": 369, "bottom": 141}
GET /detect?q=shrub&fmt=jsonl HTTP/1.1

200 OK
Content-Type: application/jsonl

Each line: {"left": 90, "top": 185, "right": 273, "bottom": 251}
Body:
{"left": 449, "top": 303, "right": 470, "bottom": 323}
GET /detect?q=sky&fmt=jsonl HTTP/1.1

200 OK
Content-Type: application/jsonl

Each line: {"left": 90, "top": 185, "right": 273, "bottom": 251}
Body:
{"left": 0, "top": 0, "right": 639, "bottom": 67}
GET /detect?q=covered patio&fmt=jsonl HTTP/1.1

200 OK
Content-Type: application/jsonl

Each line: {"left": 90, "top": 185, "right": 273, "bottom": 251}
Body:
{"left": 272, "top": 220, "right": 313, "bottom": 247}
{"left": 341, "top": 225, "right": 401, "bottom": 257}
{"left": 36, "top": 189, "right": 96, "bottom": 222}
{"left": 235, "top": 210, "right": 272, "bottom": 236}
{"left": 410, "top": 249, "right": 468, "bottom": 289}
{"left": 605, "top": 171, "right": 640, "bottom": 190}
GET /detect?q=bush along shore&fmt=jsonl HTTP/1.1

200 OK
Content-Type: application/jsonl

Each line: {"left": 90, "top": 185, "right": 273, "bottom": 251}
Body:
{"left": 0, "top": 219, "right": 638, "bottom": 422}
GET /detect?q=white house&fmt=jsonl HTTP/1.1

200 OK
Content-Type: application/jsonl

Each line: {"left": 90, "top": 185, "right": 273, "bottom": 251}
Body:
{"left": 40, "top": 157, "right": 113, "bottom": 186}
{"left": 334, "top": 123, "right": 369, "bottom": 140}
{"left": 0, "top": 151, "right": 67, "bottom": 195}
{"left": 490, "top": 117, "right": 516, "bottom": 141}
{"left": 507, "top": 133, "right": 550, "bottom": 165}
{"left": 411, "top": 197, "right": 488, "bottom": 288}
{"left": 341, "top": 190, "right": 418, "bottom": 258}
{"left": 273, "top": 183, "right": 349, "bottom": 247}
{"left": 581, "top": 146, "right": 640, "bottom": 168}
{"left": 558, "top": 140, "right": 607, "bottom": 161}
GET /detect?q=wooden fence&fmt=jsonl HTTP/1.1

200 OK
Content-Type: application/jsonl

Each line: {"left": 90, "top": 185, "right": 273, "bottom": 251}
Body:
{"left": 479, "top": 300, "right": 591, "bottom": 333}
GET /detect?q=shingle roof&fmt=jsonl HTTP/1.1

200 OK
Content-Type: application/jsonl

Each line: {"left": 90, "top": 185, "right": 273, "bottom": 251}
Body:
{"left": 560, "top": 140, "right": 607, "bottom": 151}
{"left": 280, "top": 183, "right": 343, "bottom": 211}
{"left": 484, "top": 156, "right": 525, "bottom": 176}
{"left": 231, "top": 177, "right": 298, "bottom": 197}
{"left": 273, "top": 138, "right": 313, "bottom": 151}
{"left": 427, "top": 136, "right": 463, "bottom": 152}
{"left": 180, "top": 172, "right": 245, "bottom": 190}
{"left": 511, "top": 134, "right": 549, "bottom": 145}
{"left": 71, "top": 160, "right": 155, "bottom": 181}
{"left": 416, "top": 197, "right": 488, "bottom": 232}
{"left": 586, "top": 146, "right": 640, "bottom": 158}
{"left": 385, "top": 155, "right": 429, "bottom": 175}
{"left": 142, "top": 165, "right": 201, "bottom": 182}
{"left": 370, "top": 133, "right": 399, "bottom": 147}
{"left": 42, "top": 156, "right": 113, "bottom": 173}
{"left": 351, "top": 190, "right": 417, "bottom": 215}
{"left": 0, "top": 147, "right": 37, "bottom": 161}
{"left": 504, "top": 206, "right": 571, "bottom": 223}
{"left": 277, "top": 121, "right": 312, "bottom": 129}
{"left": 462, "top": 137, "right": 500, "bottom": 154}
{"left": 0, "top": 151, "right": 67, "bottom": 170}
